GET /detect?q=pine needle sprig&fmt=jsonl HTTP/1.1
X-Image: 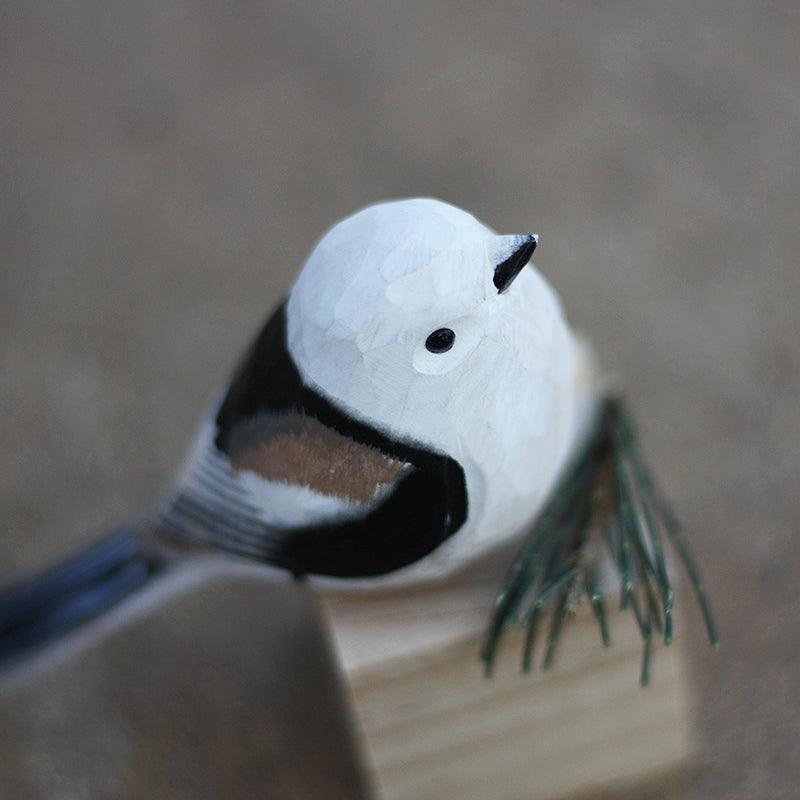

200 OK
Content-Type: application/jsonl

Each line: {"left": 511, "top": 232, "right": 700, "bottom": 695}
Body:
{"left": 481, "top": 396, "right": 718, "bottom": 685}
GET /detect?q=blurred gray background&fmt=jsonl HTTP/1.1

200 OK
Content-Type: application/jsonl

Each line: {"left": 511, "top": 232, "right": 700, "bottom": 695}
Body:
{"left": 1, "top": 2, "right": 798, "bottom": 798}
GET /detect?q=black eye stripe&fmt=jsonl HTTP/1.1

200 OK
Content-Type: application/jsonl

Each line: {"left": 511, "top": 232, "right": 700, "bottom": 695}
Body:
{"left": 425, "top": 328, "right": 456, "bottom": 354}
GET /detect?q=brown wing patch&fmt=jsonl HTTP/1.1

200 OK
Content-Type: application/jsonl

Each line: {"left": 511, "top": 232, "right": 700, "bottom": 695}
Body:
{"left": 228, "top": 413, "right": 407, "bottom": 504}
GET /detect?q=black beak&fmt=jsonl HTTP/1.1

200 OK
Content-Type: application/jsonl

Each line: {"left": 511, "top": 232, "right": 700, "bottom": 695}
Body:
{"left": 493, "top": 235, "right": 538, "bottom": 293}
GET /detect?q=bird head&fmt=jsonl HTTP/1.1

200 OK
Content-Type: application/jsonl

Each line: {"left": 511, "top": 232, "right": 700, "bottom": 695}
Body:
{"left": 286, "top": 198, "right": 585, "bottom": 577}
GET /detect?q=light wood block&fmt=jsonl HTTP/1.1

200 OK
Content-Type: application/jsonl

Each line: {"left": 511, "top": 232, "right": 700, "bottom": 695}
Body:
{"left": 324, "top": 555, "right": 694, "bottom": 800}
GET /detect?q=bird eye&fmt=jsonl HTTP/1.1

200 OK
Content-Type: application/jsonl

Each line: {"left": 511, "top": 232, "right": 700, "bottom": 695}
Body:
{"left": 425, "top": 328, "right": 456, "bottom": 353}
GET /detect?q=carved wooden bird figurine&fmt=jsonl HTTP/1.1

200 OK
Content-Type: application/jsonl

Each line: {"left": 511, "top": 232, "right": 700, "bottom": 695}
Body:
{"left": 0, "top": 198, "right": 716, "bottom": 681}
{"left": 162, "top": 198, "right": 595, "bottom": 584}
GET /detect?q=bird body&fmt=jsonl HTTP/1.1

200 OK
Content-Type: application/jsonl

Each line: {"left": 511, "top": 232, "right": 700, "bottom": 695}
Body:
{"left": 0, "top": 197, "right": 716, "bottom": 685}
{"left": 164, "top": 199, "right": 597, "bottom": 584}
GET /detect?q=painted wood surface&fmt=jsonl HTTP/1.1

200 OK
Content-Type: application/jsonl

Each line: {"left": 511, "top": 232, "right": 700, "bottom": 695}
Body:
{"left": 165, "top": 199, "right": 596, "bottom": 585}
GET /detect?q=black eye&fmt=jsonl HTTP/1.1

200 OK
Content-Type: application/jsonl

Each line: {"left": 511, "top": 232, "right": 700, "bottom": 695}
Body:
{"left": 425, "top": 328, "right": 456, "bottom": 354}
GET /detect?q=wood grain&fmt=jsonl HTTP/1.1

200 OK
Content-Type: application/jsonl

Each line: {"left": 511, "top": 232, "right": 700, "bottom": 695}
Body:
{"left": 325, "top": 553, "right": 694, "bottom": 800}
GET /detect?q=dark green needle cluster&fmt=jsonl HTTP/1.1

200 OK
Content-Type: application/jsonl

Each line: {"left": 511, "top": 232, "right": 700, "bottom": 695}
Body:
{"left": 482, "top": 397, "right": 718, "bottom": 686}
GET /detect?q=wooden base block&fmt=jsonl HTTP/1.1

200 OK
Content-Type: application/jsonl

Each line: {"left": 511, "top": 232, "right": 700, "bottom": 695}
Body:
{"left": 324, "top": 557, "right": 694, "bottom": 800}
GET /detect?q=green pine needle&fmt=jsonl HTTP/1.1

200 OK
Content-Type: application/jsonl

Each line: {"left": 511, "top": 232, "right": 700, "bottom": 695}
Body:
{"left": 481, "top": 396, "right": 719, "bottom": 686}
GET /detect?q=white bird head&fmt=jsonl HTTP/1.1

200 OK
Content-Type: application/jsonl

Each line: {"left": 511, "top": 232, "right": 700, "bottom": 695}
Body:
{"left": 167, "top": 198, "right": 593, "bottom": 583}
{"left": 283, "top": 198, "right": 589, "bottom": 580}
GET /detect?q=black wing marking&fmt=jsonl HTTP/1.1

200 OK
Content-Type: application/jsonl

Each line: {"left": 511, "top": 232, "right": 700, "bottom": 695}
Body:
{"left": 165, "top": 300, "right": 469, "bottom": 579}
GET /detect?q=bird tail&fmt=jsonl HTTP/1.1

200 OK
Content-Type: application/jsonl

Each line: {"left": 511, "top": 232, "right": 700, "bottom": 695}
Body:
{"left": 0, "top": 528, "right": 160, "bottom": 668}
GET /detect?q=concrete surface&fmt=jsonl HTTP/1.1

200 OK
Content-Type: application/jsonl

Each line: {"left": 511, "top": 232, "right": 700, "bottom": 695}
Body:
{"left": 1, "top": 1, "right": 798, "bottom": 798}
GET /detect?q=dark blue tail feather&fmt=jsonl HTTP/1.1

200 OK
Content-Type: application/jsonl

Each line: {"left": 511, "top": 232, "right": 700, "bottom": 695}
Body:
{"left": 0, "top": 529, "right": 160, "bottom": 668}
